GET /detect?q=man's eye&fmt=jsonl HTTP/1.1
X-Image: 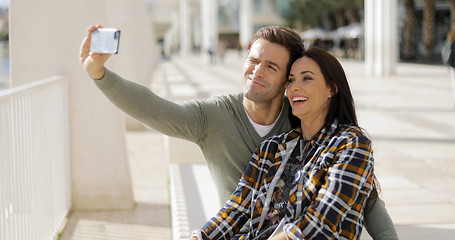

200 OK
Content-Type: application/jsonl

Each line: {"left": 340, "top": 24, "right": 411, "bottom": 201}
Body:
{"left": 269, "top": 66, "right": 277, "bottom": 71}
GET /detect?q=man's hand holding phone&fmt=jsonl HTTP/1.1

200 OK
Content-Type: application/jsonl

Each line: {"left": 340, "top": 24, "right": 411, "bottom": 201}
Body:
{"left": 80, "top": 25, "right": 120, "bottom": 80}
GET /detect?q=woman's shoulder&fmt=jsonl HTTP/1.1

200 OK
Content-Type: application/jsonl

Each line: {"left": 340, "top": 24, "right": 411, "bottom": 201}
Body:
{"left": 333, "top": 124, "right": 371, "bottom": 144}
{"left": 337, "top": 124, "right": 365, "bottom": 134}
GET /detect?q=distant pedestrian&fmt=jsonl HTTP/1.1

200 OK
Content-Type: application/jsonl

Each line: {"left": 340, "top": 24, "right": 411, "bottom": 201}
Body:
{"left": 217, "top": 39, "right": 226, "bottom": 63}
{"left": 208, "top": 39, "right": 216, "bottom": 64}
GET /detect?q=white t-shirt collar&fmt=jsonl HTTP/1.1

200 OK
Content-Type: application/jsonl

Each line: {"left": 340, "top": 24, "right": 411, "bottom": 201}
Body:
{"left": 244, "top": 106, "right": 284, "bottom": 137}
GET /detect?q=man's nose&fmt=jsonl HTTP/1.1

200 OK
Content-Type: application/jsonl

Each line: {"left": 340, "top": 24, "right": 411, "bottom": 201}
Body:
{"left": 252, "top": 63, "right": 264, "bottom": 79}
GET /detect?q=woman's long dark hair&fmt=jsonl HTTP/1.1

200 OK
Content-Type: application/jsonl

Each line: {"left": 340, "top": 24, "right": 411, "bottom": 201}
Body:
{"left": 288, "top": 47, "right": 380, "bottom": 209}
{"left": 308, "top": 47, "right": 357, "bottom": 127}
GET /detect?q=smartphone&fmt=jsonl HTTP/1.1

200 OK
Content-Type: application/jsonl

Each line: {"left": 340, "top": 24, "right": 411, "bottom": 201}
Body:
{"left": 90, "top": 28, "right": 121, "bottom": 54}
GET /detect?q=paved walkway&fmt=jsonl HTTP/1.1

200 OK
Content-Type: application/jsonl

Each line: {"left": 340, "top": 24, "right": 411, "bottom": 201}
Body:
{"left": 62, "top": 51, "right": 455, "bottom": 239}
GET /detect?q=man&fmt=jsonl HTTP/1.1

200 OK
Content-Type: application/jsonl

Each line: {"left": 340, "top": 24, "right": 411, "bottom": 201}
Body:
{"left": 80, "top": 25, "right": 397, "bottom": 239}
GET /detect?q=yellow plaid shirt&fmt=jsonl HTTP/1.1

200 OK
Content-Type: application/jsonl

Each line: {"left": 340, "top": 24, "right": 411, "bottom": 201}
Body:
{"left": 196, "top": 120, "right": 374, "bottom": 240}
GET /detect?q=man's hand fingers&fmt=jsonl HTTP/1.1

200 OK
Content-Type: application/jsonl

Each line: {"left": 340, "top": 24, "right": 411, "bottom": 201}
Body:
{"left": 80, "top": 25, "right": 111, "bottom": 79}
{"left": 80, "top": 25, "right": 103, "bottom": 64}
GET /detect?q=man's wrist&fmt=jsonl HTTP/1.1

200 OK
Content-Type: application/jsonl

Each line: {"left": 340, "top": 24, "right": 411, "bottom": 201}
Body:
{"left": 90, "top": 67, "right": 106, "bottom": 80}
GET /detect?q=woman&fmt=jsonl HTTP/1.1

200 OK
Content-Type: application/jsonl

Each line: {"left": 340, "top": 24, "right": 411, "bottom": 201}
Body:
{"left": 191, "top": 47, "right": 376, "bottom": 240}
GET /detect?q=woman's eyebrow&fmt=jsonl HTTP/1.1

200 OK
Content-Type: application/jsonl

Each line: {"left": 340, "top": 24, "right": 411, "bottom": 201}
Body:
{"left": 289, "top": 70, "right": 314, "bottom": 76}
{"left": 300, "top": 70, "right": 314, "bottom": 75}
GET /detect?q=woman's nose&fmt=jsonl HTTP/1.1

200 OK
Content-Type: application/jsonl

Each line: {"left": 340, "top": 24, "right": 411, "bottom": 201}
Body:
{"left": 288, "top": 82, "right": 301, "bottom": 92}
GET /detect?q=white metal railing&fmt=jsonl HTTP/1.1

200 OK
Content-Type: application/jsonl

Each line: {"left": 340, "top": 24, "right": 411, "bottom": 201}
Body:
{"left": 0, "top": 76, "right": 71, "bottom": 240}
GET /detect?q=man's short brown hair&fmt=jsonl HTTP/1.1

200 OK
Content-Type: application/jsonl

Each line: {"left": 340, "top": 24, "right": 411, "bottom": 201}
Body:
{"left": 250, "top": 26, "right": 305, "bottom": 75}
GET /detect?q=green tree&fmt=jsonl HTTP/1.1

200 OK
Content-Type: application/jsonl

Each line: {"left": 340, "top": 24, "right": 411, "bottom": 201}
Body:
{"left": 329, "top": 0, "right": 363, "bottom": 27}
{"left": 284, "top": 0, "right": 363, "bottom": 30}
{"left": 402, "top": 0, "right": 416, "bottom": 60}
{"left": 285, "top": 0, "right": 327, "bottom": 29}
{"left": 423, "top": 0, "right": 435, "bottom": 60}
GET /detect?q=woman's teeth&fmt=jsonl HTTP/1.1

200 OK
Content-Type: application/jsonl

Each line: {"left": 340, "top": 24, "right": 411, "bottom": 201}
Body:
{"left": 293, "top": 97, "right": 308, "bottom": 102}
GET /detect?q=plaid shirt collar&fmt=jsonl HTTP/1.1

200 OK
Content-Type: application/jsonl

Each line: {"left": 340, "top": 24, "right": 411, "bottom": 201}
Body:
{"left": 290, "top": 119, "right": 340, "bottom": 147}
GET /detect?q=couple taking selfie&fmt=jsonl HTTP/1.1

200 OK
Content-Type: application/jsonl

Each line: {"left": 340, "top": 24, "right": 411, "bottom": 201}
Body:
{"left": 80, "top": 25, "right": 398, "bottom": 240}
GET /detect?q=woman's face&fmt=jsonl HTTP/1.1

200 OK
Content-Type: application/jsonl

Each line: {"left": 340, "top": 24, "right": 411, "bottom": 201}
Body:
{"left": 286, "top": 57, "right": 332, "bottom": 124}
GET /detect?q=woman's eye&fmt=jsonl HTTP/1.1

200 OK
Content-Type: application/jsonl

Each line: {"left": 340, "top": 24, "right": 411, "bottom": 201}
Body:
{"left": 288, "top": 78, "right": 295, "bottom": 83}
{"left": 303, "top": 76, "right": 313, "bottom": 81}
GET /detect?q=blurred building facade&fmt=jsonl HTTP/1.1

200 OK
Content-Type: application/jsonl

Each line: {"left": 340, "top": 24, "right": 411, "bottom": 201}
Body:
{"left": 145, "top": 0, "right": 398, "bottom": 75}
{"left": 147, "top": 0, "right": 291, "bottom": 60}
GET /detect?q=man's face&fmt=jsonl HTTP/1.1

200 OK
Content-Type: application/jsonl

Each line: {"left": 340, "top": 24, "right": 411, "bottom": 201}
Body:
{"left": 242, "top": 38, "right": 290, "bottom": 104}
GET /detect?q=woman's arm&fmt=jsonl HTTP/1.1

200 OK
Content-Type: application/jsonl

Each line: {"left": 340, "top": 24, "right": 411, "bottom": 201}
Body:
{"left": 193, "top": 146, "right": 266, "bottom": 239}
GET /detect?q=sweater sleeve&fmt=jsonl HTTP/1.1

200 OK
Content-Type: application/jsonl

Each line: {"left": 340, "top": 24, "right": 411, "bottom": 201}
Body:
{"left": 93, "top": 68, "right": 206, "bottom": 142}
{"left": 364, "top": 198, "right": 399, "bottom": 240}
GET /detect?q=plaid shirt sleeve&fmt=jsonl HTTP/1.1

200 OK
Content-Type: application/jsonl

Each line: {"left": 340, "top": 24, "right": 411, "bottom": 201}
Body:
{"left": 196, "top": 144, "right": 267, "bottom": 240}
{"left": 283, "top": 132, "right": 374, "bottom": 240}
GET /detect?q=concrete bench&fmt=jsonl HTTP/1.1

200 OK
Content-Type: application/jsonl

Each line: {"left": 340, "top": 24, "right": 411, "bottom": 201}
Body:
{"left": 169, "top": 163, "right": 220, "bottom": 240}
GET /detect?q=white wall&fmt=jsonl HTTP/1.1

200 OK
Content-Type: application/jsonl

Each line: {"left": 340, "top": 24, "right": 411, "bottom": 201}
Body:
{"left": 9, "top": 0, "right": 157, "bottom": 210}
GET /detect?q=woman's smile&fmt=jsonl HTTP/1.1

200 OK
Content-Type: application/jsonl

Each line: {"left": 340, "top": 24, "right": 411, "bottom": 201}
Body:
{"left": 291, "top": 95, "right": 309, "bottom": 106}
